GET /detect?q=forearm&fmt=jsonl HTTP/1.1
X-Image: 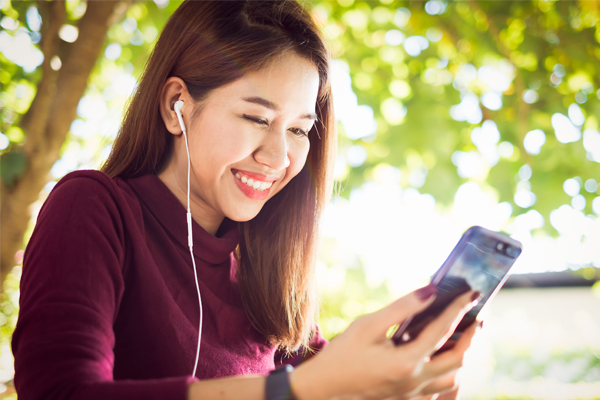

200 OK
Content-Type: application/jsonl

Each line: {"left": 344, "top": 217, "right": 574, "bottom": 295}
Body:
{"left": 187, "top": 375, "right": 266, "bottom": 400}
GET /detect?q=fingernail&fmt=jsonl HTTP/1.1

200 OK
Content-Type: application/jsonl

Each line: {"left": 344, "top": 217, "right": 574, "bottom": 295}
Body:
{"left": 478, "top": 320, "right": 484, "bottom": 329}
{"left": 416, "top": 284, "right": 437, "bottom": 301}
{"left": 471, "top": 291, "right": 482, "bottom": 305}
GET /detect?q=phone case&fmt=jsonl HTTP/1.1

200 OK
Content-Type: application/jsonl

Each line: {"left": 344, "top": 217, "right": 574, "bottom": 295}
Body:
{"left": 392, "top": 226, "right": 522, "bottom": 348}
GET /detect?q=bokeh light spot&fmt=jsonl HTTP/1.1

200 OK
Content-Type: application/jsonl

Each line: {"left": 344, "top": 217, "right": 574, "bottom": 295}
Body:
{"left": 523, "top": 129, "right": 546, "bottom": 155}
{"left": 552, "top": 113, "right": 581, "bottom": 143}
{"left": 563, "top": 178, "right": 581, "bottom": 197}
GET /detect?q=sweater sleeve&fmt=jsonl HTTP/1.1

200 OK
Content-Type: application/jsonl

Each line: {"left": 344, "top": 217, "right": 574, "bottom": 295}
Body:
{"left": 11, "top": 173, "right": 196, "bottom": 400}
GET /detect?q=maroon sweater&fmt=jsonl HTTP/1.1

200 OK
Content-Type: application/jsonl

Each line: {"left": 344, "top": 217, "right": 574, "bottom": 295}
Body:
{"left": 12, "top": 170, "right": 327, "bottom": 400}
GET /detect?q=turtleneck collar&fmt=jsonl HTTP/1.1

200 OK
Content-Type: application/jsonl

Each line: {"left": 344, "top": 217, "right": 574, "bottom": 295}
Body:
{"left": 124, "top": 174, "right": 239, "bottom": 265}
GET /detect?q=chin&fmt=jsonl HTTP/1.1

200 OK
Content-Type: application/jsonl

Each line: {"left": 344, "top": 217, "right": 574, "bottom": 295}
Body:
{"left": 225, "top": 207, "right": 263, "bottom": 223}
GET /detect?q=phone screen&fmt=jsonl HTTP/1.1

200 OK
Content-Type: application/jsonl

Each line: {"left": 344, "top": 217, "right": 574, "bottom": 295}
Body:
{"left": 392, "top": 226, "right": 522, "bottom": 348}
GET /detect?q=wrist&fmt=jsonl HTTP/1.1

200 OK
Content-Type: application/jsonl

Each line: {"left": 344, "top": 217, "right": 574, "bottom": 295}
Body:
{"left": 187, "top": 380, "right": 200, "bottom": 400}
{"left": 289, "top": 361, "right": 326, "bottom": 400}
{"left": 288, "top": 367, "right": 306, "bottom": 400}
{"left": 187, "top": 375, "right": 265, "bottom": 400}
{"left": 266, "top": 364, "right": 296, "bottom": 400}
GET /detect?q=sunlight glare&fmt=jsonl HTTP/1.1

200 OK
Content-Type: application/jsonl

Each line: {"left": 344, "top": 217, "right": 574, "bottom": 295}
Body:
{"left": 403, "top": 36, "right": 429, "bottom": 57}
{"left": 471, "top": 120, "right": 500, "bottom": 166}
{"left": 568, "top": 103, "right": 585, "bottom": 127}
{"left": 514, "top": 189, "right": 536, "bottom": 209}
{"left": 478, "top": 65, "right": 513, "bottom": 93}
{"left": 0, "top": 133, "right": 9, "bottom": 151}
{"left": 498, "top": 141, "right": 514, "bottom": 158}
{"left": 346, "top": 145, "right": 367, "bottom": 167}
{"left": 481, "top": 93, "right": 503, "bottom": 110}
{"left": 59, "top": 24, "right": 79, "bottom": 43}
{"left": 450, "top": 92, "right": 482, "bottom": 124}
{"left": 331, "top": 60, "right": 378, "bottom": 139}
{"left": 583, "top": 129, "right": 600, "bottom": 162}
{"left": 452, "top": 150, "right": 487, "bottom": 179}
{"left": 552, "top": 113, "right": 581, "bottom": 143}
{"left": 0, "top": 30, "right": 44, "bottom": 72}
{"left": 523, "top": 129, "right": 546, "bottom": 155}
{"left": 563, "top": 178, "right": 581, "bottom": 197}
{"left": 571, "top": 195, "right": 586, "bottom": 211}
{"left": 384, "top": 29, "right": 405, "bottom": 46}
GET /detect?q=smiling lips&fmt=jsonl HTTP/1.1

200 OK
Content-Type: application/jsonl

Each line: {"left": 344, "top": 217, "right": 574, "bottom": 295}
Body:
{"left": 232, "top": 169, "right": 279, "bottom": 200}
{"left": 234, "top": 172, "right": 273, "bottom": 191}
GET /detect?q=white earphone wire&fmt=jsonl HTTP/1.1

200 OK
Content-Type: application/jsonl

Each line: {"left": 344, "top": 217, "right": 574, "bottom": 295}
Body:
{"left": 181, "top": 117, "right": 203, "bottom": 379}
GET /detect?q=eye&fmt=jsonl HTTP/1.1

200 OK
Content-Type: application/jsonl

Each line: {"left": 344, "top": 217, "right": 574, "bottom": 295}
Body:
{"left": 289, "top": 127, "right": 309, "bottom": 137}
{"left": 243, "top": 115, "right": 268, "bottom": 126}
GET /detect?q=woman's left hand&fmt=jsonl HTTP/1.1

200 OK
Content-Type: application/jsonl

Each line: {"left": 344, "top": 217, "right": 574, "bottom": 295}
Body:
{"left": 383, "top": 317, "right": 480, "bottom": 400}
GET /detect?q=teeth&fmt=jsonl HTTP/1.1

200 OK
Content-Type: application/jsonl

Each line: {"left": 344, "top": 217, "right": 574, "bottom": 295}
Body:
{"left": 234, "top": 172, "right": 274, "bottom": 191}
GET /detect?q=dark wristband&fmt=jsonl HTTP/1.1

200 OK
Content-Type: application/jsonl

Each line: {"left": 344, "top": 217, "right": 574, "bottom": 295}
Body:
{"left": 266, "top": 364, "right": 296, "bottom": 400}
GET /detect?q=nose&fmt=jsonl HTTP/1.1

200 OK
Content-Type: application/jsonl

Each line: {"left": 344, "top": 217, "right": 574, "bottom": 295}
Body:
{"left": 253, "top": 126, "right": 290, "bottom": 171}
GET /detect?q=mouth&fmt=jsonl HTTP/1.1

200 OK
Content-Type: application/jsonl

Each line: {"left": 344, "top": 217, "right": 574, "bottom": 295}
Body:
{"left": 233, "top": 171, "right": 274, "bottom": 192}
{"left": 231, "top": 169, "right": 279, "bottom": 201}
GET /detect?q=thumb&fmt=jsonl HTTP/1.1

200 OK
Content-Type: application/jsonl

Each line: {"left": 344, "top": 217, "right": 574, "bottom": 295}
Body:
{"left": 362, "top": 284, "right": 437, "bottom": 340}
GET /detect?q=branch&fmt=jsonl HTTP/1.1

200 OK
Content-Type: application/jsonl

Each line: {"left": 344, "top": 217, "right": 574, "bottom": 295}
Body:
{"left": 45, "top": 1, "right": 120, "bottom": 150}
{"left": 1, "top": 1, "right": 129, "bottom": 287}
{"left": 19, "top": 1, "right": 66, "bottom": 155}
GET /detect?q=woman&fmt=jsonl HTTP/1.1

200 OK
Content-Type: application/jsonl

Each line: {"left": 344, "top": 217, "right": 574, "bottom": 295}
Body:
{"left": 12, "top": 1, "right": 480, "bottom": 399}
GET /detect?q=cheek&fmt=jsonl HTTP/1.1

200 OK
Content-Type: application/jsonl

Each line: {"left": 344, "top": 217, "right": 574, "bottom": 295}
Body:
{"left": 193, "top": 121, "right": 253, "bottom": 166}
{"left": 284, "top": 139, "right": 310, "bottom": 188}
{"left": 286, "top": 139, "right": 311, "bottom": 180}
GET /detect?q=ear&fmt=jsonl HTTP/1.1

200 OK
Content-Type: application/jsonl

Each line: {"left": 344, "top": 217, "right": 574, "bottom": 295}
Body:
{"left": 160, "top": 77, "right": 191, "bottom": 135}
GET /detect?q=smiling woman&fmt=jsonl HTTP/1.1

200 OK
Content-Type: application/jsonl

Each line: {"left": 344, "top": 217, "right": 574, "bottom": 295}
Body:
{"left": 157, "top": 53, "right": 319, "bottom": 232}
{"left": 12, "top": 2, "right": 481, "bottom": 400}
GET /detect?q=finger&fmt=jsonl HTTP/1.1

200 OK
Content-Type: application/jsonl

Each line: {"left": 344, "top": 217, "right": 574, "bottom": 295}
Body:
{"left": 436, "top": 387, "right": 460, "bottom": 400}
{"left": 419, "top": 369, "right": 460, "bottom": 396}
{"left": 407, "top": 395, "right": 438, "bottom": 400}
{"left": 358, "top": 284, "right": 438, "bottom": 340}
{"left": 406, "top": 290, "right": 478, "bottom": 358}
{"left": 422, "top": 319, "right": 479, "bottom": 378}
{"left": 444, "top": 318, "right": 479, "bottom": 355}
{"left": 383, "top": 394, "right": 438, "bottom": 400}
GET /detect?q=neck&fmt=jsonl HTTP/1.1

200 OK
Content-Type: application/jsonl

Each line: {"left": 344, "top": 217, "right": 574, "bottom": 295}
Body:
{"left": 157, "top": 160, "right": 224, "bottom": 236}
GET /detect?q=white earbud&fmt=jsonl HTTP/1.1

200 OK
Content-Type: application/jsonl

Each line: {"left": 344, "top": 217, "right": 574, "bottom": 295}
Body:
{"left": 174, "top": 100, "right": 186, "bottom": 132}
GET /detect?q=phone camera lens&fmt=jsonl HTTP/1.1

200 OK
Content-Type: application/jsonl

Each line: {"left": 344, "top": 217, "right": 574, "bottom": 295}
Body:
{"left": 496, "top": 243, "right": 504, "bottom": 251}
{"left": 505, "top": 246, "right": 520, "bottom": 257}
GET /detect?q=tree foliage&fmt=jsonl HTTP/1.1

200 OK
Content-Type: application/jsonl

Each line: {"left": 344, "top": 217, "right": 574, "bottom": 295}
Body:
{"left": 2, "top": 1, "right": 599, "bottom": 282}
{"left": 319, "top": 0, "right": 600, "bottom": 226}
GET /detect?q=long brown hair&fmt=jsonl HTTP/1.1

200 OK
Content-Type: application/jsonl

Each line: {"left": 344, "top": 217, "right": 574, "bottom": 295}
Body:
{"left": 102, "top": 1, "right": 336, "bottom": 351}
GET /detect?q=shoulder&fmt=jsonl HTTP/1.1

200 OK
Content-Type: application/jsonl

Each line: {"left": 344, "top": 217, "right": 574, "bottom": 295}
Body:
{"left": 46, "top": 170, "right": 139, "bottom": 210}
{"left": 37, "top": 170, "right": 142, "bottom": 232}
{"left": 27, "top": 170, "right": 144, "bottom": 273}
{"left": 51, "top": 170, "right": 123, "bottom": 199}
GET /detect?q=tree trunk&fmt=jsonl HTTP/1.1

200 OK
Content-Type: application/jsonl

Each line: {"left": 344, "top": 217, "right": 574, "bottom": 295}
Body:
{"left": 1, "top": 1, "right": 129, "bottom": 287}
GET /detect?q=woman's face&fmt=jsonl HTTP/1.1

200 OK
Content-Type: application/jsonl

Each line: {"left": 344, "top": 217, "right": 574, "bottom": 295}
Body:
{"left": 168, "top": 52, "right": 320, "bottom": 228}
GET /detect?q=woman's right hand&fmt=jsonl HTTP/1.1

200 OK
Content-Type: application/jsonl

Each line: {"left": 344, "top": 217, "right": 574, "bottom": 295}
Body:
{"left": 289, "top": 286, "right": 480, "bottom": 400}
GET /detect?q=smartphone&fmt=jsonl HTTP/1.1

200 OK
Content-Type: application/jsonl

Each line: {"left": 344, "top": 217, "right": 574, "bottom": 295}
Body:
{"left": 391, "top": 226, "right": 522, "bottom": 351}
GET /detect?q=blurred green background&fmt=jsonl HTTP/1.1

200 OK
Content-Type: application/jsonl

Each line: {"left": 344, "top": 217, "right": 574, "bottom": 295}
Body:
{"left": 1, "top": 0, "right": 600, "bottom": 398}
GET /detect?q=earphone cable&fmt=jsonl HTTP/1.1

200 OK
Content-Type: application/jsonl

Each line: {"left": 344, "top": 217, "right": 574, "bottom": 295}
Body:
{"left": 183, "top": 129, "right": 203, "bottom": 378}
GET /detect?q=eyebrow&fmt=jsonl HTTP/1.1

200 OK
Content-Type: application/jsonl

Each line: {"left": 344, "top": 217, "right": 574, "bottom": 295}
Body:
{"left": 242, "top": 96, "right": 318, "bottom": 121}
